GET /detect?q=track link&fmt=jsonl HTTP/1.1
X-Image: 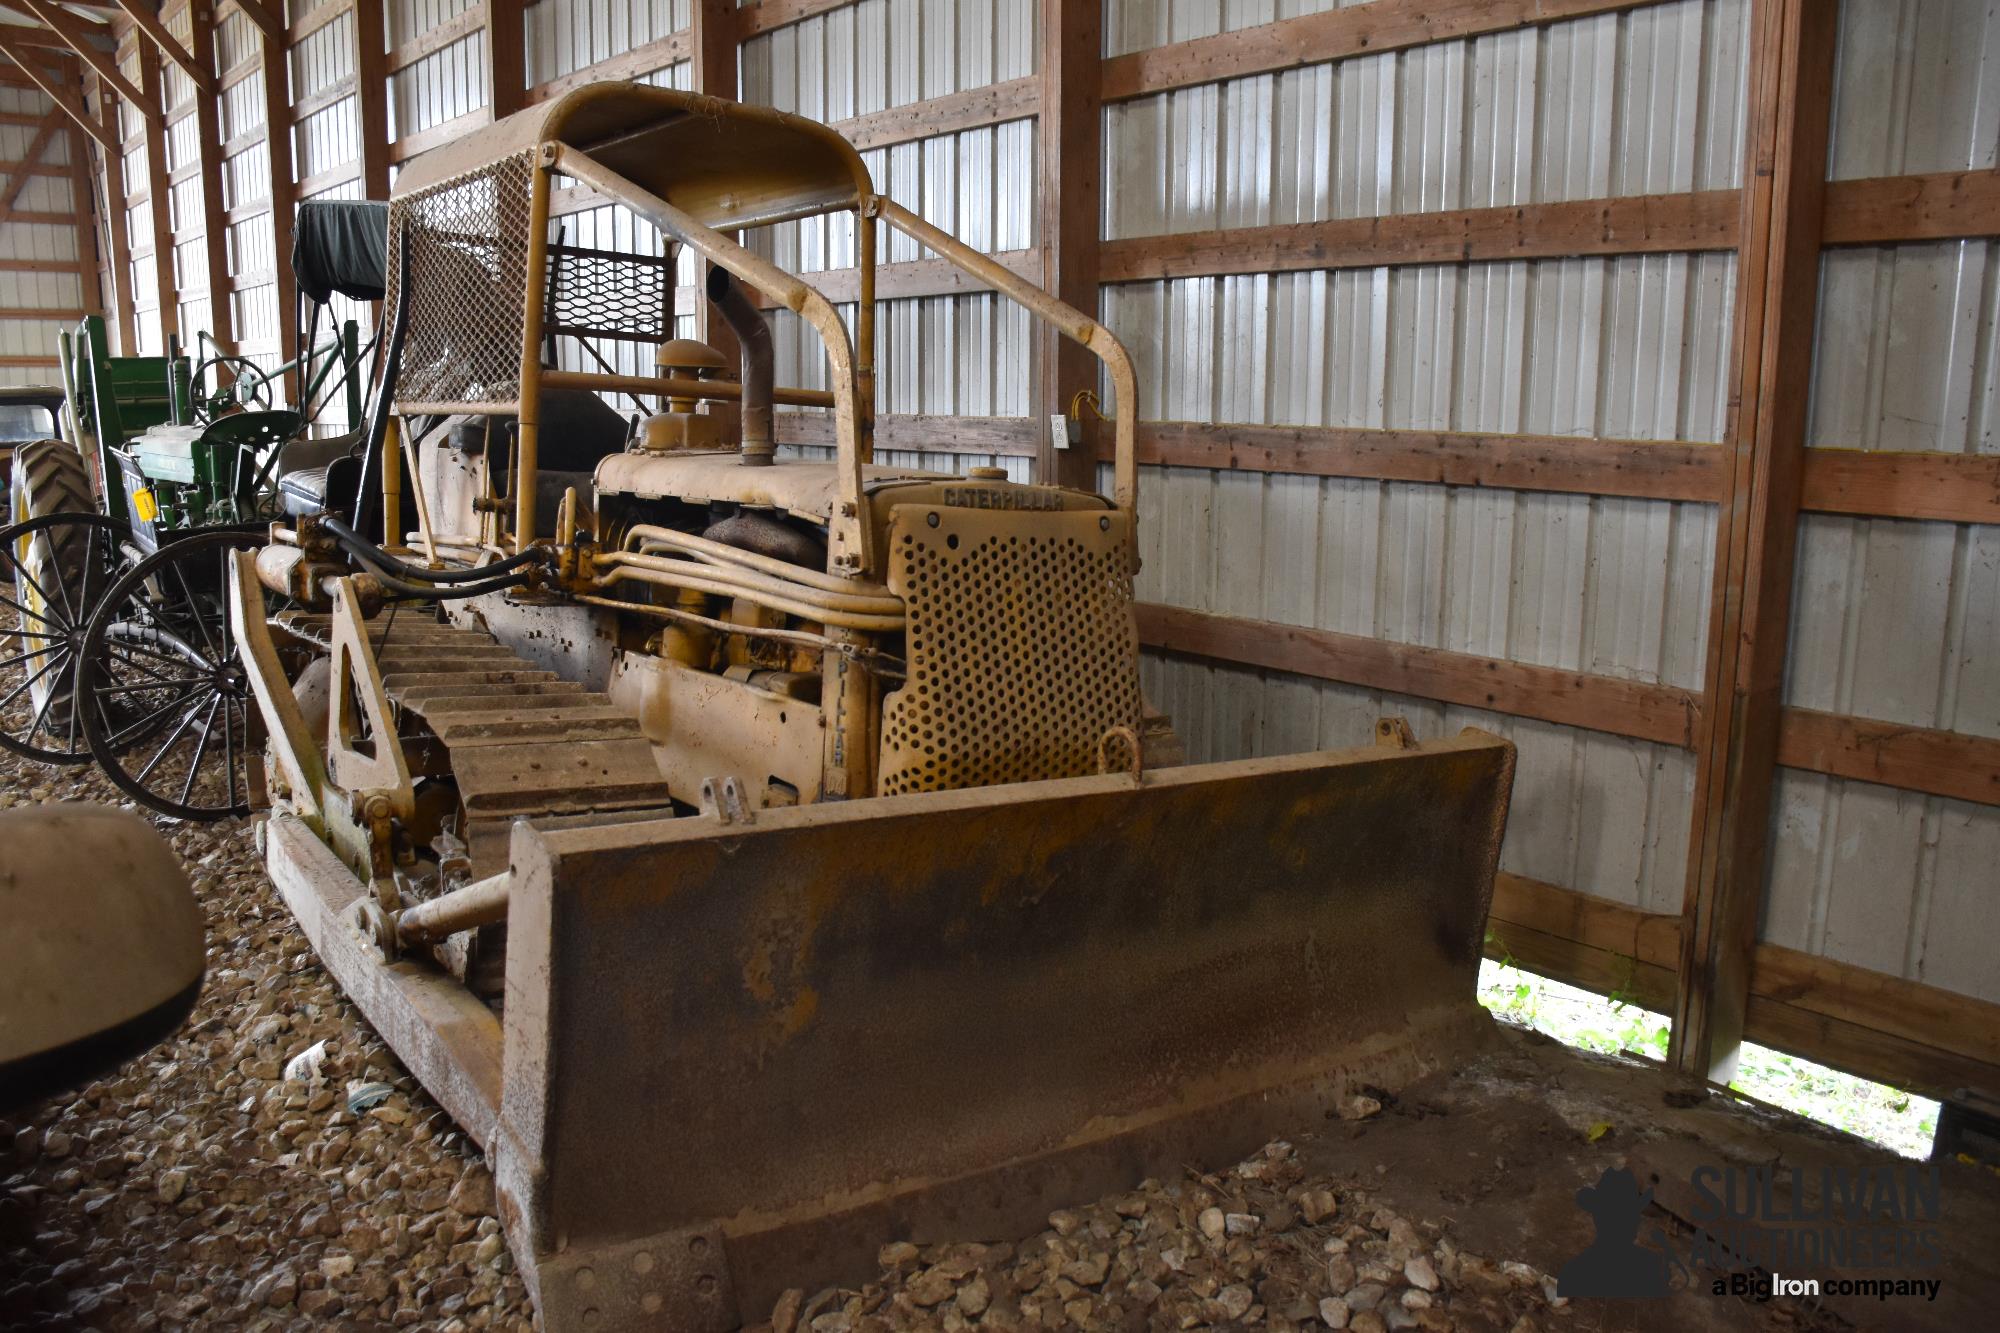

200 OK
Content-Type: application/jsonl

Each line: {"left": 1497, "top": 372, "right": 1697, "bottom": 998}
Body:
{"left": 277, "top": 610, "right": 672, "bottom": 868}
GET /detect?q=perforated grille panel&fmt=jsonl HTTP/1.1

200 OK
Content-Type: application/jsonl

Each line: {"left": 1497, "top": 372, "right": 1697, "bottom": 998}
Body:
{"left": 544, "top": 244, "right": 675, "bottom": 344}
{"left": 879, "top": 506, "right": 1141, "bottom": 796}
{"left": 387, "top": 151, "right": 536, "bottom": 411}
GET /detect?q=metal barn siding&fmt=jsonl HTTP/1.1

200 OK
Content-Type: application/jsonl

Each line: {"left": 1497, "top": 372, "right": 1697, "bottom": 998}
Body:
{"left": 742, "top": 0, "right": 1036, "bottom": 478}
{"left": 526, "top": 0, "right": 692, "bottom": 86}
{"left": 390, "top": 0, "right": 488, "bottom": 143}
{"left": 0, "top": 84, "right": 79, "bottom": 382}
{"left": 1767, "top": 0, "right": 2000, "bottom": 1004}
{"left": 1103, "top": 0, "right": 1746, "bottom": 920}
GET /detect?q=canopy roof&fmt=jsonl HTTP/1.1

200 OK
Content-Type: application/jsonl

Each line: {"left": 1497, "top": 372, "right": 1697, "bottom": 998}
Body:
{"left": 391, "top": 83, "right": 873, "bottom": 231}
{"left": 292, "top": 200, "right": 389, "bottom": 304}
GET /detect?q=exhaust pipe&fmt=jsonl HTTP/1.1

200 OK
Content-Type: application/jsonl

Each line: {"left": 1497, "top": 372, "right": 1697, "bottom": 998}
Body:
{"left": 706, "top": 265, "right": 775, "bottom": 467}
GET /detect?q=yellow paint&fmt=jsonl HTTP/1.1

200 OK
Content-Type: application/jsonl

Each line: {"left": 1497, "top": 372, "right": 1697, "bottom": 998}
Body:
{"left": 132, "top": 488, "right": 158, "bottom": 523}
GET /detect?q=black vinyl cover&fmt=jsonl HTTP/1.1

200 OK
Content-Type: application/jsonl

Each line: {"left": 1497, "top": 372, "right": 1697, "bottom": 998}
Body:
{"left": 292, "top": 200, "right": 390, "bottom": 304}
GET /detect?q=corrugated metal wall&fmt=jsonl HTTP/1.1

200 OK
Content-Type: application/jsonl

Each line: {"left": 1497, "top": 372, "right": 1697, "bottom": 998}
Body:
{"left": 1769, "top": 0, "right": 2000, "bottom": 1004}
{"left": 742, "top": 0, "right": 1038, "bottom": 480}
{"left": 0, "top": 83, "right": 83, "bottom": 384}
{"left": 1106, "top": 0, "right": 1746, "bottom": 922}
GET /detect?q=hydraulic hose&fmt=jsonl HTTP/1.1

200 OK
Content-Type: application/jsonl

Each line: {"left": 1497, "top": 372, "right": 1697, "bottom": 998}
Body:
{"left": 323, "top": 515, "right": 549, "bottom": 584}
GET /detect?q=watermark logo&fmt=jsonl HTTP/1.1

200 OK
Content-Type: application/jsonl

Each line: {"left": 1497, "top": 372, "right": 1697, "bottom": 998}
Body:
{"left": 1556, "top": 1169, "right": 1674, "bottom": 1299}
{"left": 1555, "top": 1162, "right": 1946, "bottom": 1305}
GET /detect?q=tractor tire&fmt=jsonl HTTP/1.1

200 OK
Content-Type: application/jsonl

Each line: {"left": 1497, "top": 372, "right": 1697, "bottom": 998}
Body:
{"left": 9, "top": 438, "right": 91, "bottom": 526}
{"left": 7, "top": 442, "right": 94, "bottom": 742}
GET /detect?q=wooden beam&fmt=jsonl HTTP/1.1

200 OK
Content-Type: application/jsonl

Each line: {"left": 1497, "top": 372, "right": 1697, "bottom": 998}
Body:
{"left": 186, "top": 0, "right": 234, "bottom": 348}
{"left": 1800, "top": 448, "right": 2000, "bottom": 525}
{"left": 1822, "top": 168, "right": 2000, "bottom": 246}
{"left": 688, "top": 0, "right": 737, "bottom": 432}
{"left": 0, "top": 110, "right": 61, "bottom": 212}
{"left": 253, "top": 5, "right": 293, "bottom": 384}
{"left": 1134, "top": 601, "right": 1702, "bottom": 748}
{"left": 835, "top": 76, "right": 1037, "bottom": 152}
{"left": 112, "top": 0, "right": 211, "bottom": 93}
{"left": 224, "top": 0, "right": 280, "bottom": 40}
{"left": 134, "top": 37, "right": 176, "bottom": 339}
{"left": 1486, "top": 874, "right": 2000, "bottom": 1105}
{"left": 0, "top": 353, "right": 61, "bottom": 366}
{"left": 0, "top": 35, "right": 113, "bottom": 147}
{"left": 286, "top": 0, "right": 348, "bottom": 47}
{"left": 524, "top": 30, "right": 688, "bottom": 105}
{"left": 1671, "top": 0, "right": 1836, "bottom": 1087}
{"left": 774, "top": 412, "right": 1037, "bottom": 457}
{"left": 59, "top": 82, "right": 102, "bottom": 322}
{"left": 1485, "top": 876, "right": 1679, "bottom": 1013}
{"left": 1777, "top": 709, "right": 2000, "bottom": 808}
{"left": 483, "top": 0, "right": 524, "bottom": 120}
{"left": 1100, "top": 190, "right": 1741, "bottom": 283}
{"left": 350, "top": 0, "right": 388, "bottom": 200}
{"left": 388, "top": 106, "right": 488, "bottom": 164}
{"left": 11, "top": 0, "right": 154, "bottom": 116}
{"left": 1102, "top": 0, "right": 1668, "bottom": 102}
{"left": 81, "top": 69, "right": 132, "bottom": 349}
{"left": 1037, "top": 0, "right": 1101, "bottom": 491}
{"left": 734, "top": 0, "right": 850, "bottom": 40}
{"left": 0, "top": 304, "right": 84, "bottom": 318}
{"left": 1124, "top": 421, "right": 1728, "bottom": 503}
{"left": 742, "top": 249, "right": 1039, "bottom": 307}
{"left": 389, "top": 1, "right": 485, "bottom": 74}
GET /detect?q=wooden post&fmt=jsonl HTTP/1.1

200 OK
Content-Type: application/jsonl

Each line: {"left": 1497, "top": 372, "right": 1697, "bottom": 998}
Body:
{"left": 256, "top": 2, "right": 297, "bottom": 397}
{"left": 1670, "top": 0, "right": 1837, "bottom": 1084}
{"left": 187, "top": 0, "right": 235, "bottom": 349}
{"left": 83, "top": 69, "right": 134, "bottom": 351}
{"left": 135, "top": 37, "right": 177, "bottom": 343}
{"left": 486, "top": 0, "right": 526, "bottom": 121}
{"left": 352, "top": 0, "right": 390, "bottom": 200}
{"left": 688, "top": 0, "right": 739, "bottom": 428}
{"left": 1036, "top": 0, "right": 1103, "bottom": 491}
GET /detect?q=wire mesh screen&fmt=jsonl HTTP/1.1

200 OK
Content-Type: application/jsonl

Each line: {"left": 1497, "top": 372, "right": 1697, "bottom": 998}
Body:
{"left": 544, "top": 244, "right": 674, "bottom": 344}
{"left": 387, "top": 150, "right": 536, "bottom": 411}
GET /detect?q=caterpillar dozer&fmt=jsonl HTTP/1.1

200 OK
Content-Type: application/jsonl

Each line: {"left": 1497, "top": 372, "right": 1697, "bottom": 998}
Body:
{"left": 229, "top": 84, "right": 1518, "bottom": 1331}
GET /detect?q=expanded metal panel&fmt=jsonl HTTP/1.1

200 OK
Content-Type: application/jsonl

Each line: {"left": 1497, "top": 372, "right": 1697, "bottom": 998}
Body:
{"left": 881, "top": 507, "right": 1142, "bottom": 795}
{"left": 388, "top": 152, "right": 536, "bottom": 409}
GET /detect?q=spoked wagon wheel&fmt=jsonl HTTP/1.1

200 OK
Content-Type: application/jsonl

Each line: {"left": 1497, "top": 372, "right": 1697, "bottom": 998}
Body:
{"left": 0, "top": 512, "right": 133, "bottom": 763}
{"left": 78, "top": 530, "right": 291, "bottom": 820}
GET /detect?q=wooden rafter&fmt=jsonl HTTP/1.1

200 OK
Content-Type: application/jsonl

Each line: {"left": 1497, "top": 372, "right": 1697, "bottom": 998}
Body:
{"left": 223, "top": 0, "right": 278, "bottom": 40}
{"left": 8, "top": 0, "right": 154, "bottom": 118}
{"left": 0, "top": 107, "right": 60, "bottom": 211}
{"left": 1670, "top": 0, "right": 1838, "bottom": 1087}
{"left": 111, "top": 0, "right": 210, "bottom": 93}
{"left": 0, "top": 33, "right": 109, "bottom": 146}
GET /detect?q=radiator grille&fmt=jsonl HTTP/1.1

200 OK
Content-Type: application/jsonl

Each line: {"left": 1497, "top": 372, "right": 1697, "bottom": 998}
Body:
{"left": 879, "top": 506, "right": 1140, "bottom": 796}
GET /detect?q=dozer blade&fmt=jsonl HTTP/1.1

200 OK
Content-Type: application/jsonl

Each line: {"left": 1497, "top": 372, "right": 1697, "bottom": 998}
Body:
{"left": 264, "top": 727, "right": 1513, "bottom": 1330}
{"left": 495, "top": 726, "right": 1513, "bottom": 1330}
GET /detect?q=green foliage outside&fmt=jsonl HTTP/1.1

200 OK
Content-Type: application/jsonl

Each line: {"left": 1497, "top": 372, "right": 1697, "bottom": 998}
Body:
{"left": 1476, "top": 955, "right": 1938, "bottom": 1159}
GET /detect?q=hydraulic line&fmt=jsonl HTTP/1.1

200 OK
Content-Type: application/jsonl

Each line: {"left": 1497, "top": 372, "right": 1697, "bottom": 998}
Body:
{"left": 325, "top": 516, "right": 550, "bottom": 584}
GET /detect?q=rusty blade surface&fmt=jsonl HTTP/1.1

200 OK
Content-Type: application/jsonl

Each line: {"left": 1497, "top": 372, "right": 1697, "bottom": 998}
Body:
{"left": 496, "top": 729, "right": 1516, "bottom": 1330}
